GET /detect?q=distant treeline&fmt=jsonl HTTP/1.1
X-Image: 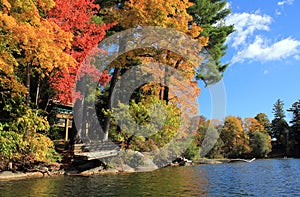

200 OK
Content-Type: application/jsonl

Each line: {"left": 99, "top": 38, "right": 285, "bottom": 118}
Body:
{"left": 184, "top": 98, "right": 300, "bottom": 160}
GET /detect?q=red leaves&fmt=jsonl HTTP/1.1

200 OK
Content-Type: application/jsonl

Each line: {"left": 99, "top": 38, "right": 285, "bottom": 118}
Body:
{"left": 48, "top": 0, "right": 116, "bottom": 104}
{"left": 99, "top": 70, "right": 111, "bottom": 86}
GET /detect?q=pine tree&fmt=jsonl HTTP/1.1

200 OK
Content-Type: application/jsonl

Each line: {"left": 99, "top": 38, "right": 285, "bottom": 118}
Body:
{"left": 271, "top": 99, "right": 289, "bottom": 153}
{"left": 187, "top": 0, "right": 234, "bottom": 84}
{"left": 287, "top": 100, "right": 300, "bottom": 155}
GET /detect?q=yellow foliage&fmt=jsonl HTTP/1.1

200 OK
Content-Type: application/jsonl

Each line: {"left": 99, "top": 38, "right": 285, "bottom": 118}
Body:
{"left": 28, "top": 133, "right": 56, "bottom": 163}
{"left": 117, "top": 0, "right": 203, "bottom": 38}
{"left": 0, "top": 2, "right": 76, "bottom": 97}
{"left": 244, "top": 118, "right": 265, "bottom": 133}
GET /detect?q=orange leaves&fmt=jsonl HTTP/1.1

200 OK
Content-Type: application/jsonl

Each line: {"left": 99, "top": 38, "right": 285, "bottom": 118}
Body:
{"left": 0, "top": 0, "right": 76, "bottom": 97}
{"left": 8, "top": 0, "right": 41, "bottom": 25}
{"left": 2, "top": 0, "right": 11, "bottom": 12}
{"left": 118, "top": 0, "right": 194, "bottom": 33}
{"left": 244, "top": 118, "right": 265, "bottom": 133}
{"left": 0, "top": 12, "right": 16, "bottom": 28}
{"left": 4, "top": 14, "right": 75, "bottom": 75}
{"left": 116, "top": 0, "right": 206, "bottom": 41}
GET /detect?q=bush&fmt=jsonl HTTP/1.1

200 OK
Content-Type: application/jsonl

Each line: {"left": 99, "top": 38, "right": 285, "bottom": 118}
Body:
{"left": 0, "top": 109, "right": 61, "bottom": 170}
{"left": 183, "top": 140, "right": 200, "bottom": 161}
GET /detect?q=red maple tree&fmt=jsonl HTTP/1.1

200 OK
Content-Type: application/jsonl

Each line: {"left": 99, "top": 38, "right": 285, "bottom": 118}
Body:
{"left": 48, "top": 0, "right": 116, "bottom": 104}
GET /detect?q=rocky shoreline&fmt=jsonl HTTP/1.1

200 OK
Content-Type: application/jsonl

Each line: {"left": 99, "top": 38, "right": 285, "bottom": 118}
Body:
{"left": 0, "top": 157, "right": 255, "bottom": 181}
{"left": 0, "top": 163, "right": 157, "bottom": 181}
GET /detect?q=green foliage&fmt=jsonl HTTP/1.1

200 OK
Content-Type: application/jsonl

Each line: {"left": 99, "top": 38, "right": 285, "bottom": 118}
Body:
{"left": 183, "top": 140, "right": 200, "bottom": 160}
{"left": 288, "top": 100, "right": 300, "bottom": 155}
{"left": 0, "top": 107, "right": 60, "bottom": 170}
{"left": 255, "top": 113, "right": 271, "bottom": 134}
{"left": 206, "top": 138, "right": 224, "bottom": 159}
{"left": 250, "top": 131, "right": 272, "bottom": 158}
{"left": 188, "top": 0, "right": 234, "bottom": 83}
{"left": 271, "top": 99, "right": 289, "bottom": 151}
{"left": 272, "top": 99, "right": 286, "bottom": 120}
{"left": 0, "top": 124, "right": 26, "bottom": 161}
{"left": 48, "top": 126, "right": 64, "bottom": 141}
{"left": 107, "top": 96, "right": 181, "bottom": 152}
{"left": 0, "top": 125, "right": 60, "bottom": 167}
{"left": 9, "top": 108, "right": 50, "bottom": 135}
{"left": 91, "top": 15, "right": 103, "bottom": 25}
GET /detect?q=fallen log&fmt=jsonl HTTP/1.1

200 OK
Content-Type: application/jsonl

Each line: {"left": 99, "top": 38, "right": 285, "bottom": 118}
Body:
{"left": 228, "top": 158, "right": 256, "bottom": 163}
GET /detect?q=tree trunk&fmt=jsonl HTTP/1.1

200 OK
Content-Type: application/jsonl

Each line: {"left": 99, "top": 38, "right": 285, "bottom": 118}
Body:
{"left": 26, "top": 63, "right": 31, "bottom": 106}
{"left": 103, "top": 68, "right": 119, "bottom": 141}
{"left": 102, "top": 34, "right": 127, "bottom": 141}
{"left": 35, "top": 76, "right": 41, "bottom": 109}
{"left": 163, "top": 66, "right": 169, "bottom": 104}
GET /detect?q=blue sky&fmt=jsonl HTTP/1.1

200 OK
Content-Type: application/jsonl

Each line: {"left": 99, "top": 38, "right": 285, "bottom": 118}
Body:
{"left": 198, "top": 0, "right": 300, "bottom": 123}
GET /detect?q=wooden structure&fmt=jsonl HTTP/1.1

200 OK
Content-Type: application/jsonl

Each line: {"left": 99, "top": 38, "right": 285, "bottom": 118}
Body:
{"left": 54, "top": 105, "right": 73, "bottom": 142}
{"left": 73, "top": 141, "right": 120, "bottom": 160}
{"left": 53, "top": 103, "right": 120, "bottom": 160}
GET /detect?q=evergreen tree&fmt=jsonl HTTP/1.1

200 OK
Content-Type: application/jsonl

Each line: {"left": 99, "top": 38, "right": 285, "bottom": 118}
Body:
{"left": 271, "top": 99, "right": 289, "bottom": 153}
{"left": 287, "top": 100, "right": 300, "bottom": 155}
{"left": 187, "top": 0, "right": 234, "bottom": 84}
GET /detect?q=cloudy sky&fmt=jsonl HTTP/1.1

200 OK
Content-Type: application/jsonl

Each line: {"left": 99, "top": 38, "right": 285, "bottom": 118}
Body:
{"left": 198, "top": 0, "right": 300, "bottom": 122}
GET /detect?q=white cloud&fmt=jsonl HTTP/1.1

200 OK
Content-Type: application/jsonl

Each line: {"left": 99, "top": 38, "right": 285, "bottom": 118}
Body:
{"left": 295, "top": 55, "right": 300, "bottom": 60}
{"left": 225, "top": 12, "right": 273, "bottom": 48}
{"left": 232, "top": 36, "right": 300, "bottom": 63}
{"left": 275, "top": 9, "right": 282, "bottom": 15}
{"left": 278, "top": 0, "right": 294, "bottom": 6}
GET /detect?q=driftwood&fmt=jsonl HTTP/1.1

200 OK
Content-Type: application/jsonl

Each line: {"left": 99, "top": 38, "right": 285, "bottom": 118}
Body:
{"left": 228, "top": 158, "right": 256, "bottom": 163}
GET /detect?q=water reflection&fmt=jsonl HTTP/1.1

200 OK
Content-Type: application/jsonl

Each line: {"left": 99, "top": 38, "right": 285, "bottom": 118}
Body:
{"left": 1, "top": 159, "right": 300, "bottom": 196}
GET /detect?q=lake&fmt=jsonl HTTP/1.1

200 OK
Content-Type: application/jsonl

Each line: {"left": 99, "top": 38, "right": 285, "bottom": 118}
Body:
{"left": 0, "top": 159, "right": 299, "bottom": 196}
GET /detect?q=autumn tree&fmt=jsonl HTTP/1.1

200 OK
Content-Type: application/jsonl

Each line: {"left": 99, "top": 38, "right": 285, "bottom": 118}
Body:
{"left": 46, "top": 0, "right": 116, "bottom": 144}
{"left": 220, "top": 116, "right": 250, "bottom": 158}
{"left": 243, "top": 118, "right": 264, "bottom": 133}
{"left": 0, "top": 0, "right": 74, "bottom": 168}
{"left": 47, "top": 0, "right": 115, "bottom": 104}
{"left": 95, "top": 0, "right": 208, "bottom": 141}
{"left": 244, "top": 117, "right": 272, "bottom": 158}
{"left": 189, "top": 116, "right": 223, "bottom": 159}
{"left": 0, "top": 0, "right": 75, "bottom": 122}
{"left": 0, "top": 0, "right": 75, "bottom": 107}
{"left": 255, "top": 113, "right": 271, "bottom": 134}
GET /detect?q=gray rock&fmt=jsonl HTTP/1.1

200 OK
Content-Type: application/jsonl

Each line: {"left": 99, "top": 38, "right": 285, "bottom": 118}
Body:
{"left": 121, "top": 165, "right": 135, "bottom": 173}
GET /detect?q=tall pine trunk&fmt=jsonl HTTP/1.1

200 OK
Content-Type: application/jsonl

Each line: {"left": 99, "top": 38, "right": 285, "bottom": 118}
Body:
{"left": 103, "top": 68, "right": 119, "bottom": 141}
{"left": 102, "top": 35, "right": 127, "bottom": 141}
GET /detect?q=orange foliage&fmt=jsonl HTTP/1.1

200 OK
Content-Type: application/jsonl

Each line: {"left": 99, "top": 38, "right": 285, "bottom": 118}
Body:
{"left": 244, "top": 118, "right": 265, "bottom": 133}
{"left": 0, "top": 1, "right": 75, "bottom": 97}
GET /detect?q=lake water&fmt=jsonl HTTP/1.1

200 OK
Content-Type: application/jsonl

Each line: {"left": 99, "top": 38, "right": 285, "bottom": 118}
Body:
{"left": 0, "top": 159, "right": 299, "bottom": 196}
